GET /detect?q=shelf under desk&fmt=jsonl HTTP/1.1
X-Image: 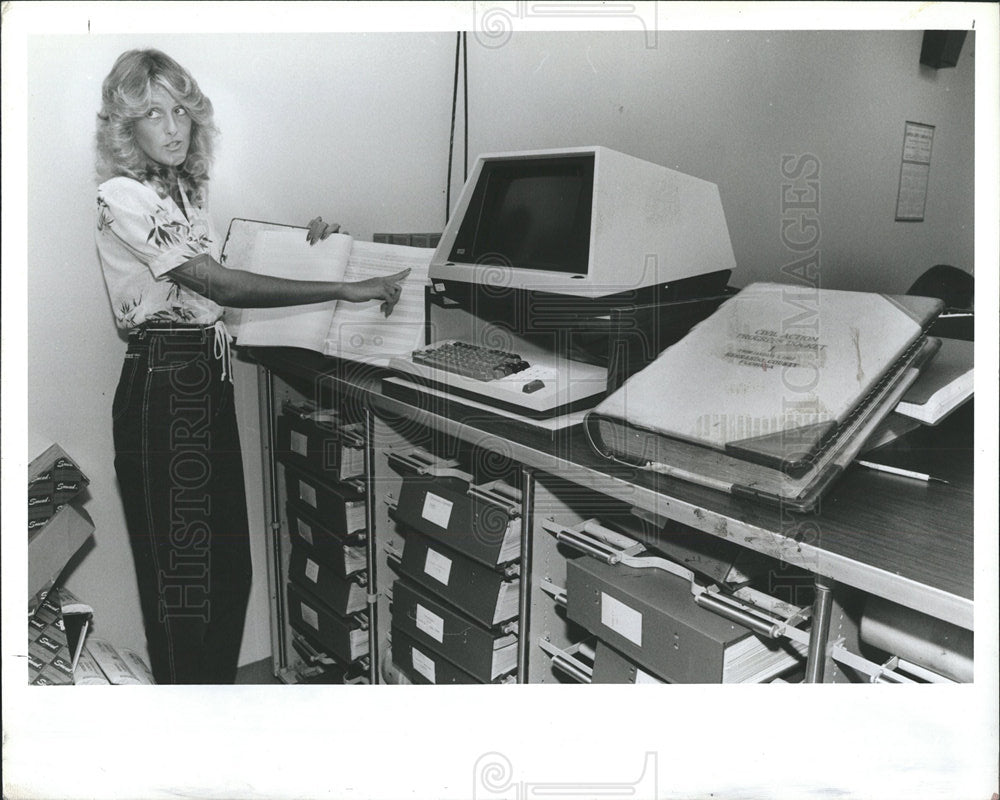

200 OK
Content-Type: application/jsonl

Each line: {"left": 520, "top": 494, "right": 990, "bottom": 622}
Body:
{"left": 248, "top": 346, "right": 974, "bottom": 632}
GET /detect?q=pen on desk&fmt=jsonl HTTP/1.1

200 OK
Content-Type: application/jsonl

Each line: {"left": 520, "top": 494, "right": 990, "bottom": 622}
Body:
{"left": 855, "top": 459, "right": 949, "bottom": 484}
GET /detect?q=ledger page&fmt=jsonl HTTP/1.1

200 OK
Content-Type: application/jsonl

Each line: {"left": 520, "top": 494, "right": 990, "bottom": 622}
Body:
{"left": 231, "top": 229, "right": 353, "bottom": 350}
{"left": 326, "top": 240, "right": 432, "bottom": 365}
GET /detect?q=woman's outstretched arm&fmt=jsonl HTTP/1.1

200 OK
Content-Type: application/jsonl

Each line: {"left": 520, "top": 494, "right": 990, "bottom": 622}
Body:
{"left": 169, "top": 253, "right": 409, "bottom": 317}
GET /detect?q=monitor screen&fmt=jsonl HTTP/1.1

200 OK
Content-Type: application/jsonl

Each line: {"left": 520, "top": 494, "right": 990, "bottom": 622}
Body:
{"left": 447, "top": 155, "right": 595, "bottom": 275}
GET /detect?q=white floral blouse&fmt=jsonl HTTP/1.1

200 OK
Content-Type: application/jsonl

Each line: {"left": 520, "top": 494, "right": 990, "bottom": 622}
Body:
{"left": 96, "top": 176, "right": 224, "bottom": 329}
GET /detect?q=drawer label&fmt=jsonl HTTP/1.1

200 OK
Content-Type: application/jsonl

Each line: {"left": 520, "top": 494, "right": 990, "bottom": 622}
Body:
{"left": 297, "top": 519, "right": 314, "bottom": 545}
{"left": 301, "top": 602, "right": 319, "bottom": 630}
{"left": 299, "top": 482, "right": 317, "bottom": 508}
{"left": 304, "top": 558, "right": 320, "bottom": 583}
{"left": 423, "top": 548, "right": 452, "bottom": 586}
{"left": 411, "top": 646, "right": 436, "bottom": 683}
{"left": 415, "top": 603, "right": 445, "bottom": 643}
{"left": 290, "top": 430, "right": 309, "bottom": 458}
{"left": 421, "top": 492, "right": 453, "bottom": 529}
{"left": 601, "top": 592, "right": 643, "bottom": 646}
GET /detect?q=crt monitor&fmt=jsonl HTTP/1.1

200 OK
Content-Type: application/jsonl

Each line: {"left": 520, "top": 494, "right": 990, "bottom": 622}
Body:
{"left": 430, "top": 146, "right": 736, "bottom": 299}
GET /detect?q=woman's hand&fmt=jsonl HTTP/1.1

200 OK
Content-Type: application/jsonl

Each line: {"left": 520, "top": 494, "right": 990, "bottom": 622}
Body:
{"left": 340, "top": 268, "right": 411, "bottom": 317}
{"left": 306, "top": 216, "right": 347, "bottom": 245}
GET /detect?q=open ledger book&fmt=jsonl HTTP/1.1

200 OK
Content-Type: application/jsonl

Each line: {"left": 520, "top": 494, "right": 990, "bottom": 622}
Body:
{"left": 223, "top": 220, "right": 431, "bottom": 366}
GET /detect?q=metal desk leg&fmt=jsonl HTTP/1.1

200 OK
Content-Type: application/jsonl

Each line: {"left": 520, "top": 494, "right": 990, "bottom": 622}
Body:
{"left": 804, "top": 575, "right": 835, "bottom": 683}
{"left": 517, "top": 466, "right": 535, "bottom": 684}
{"left": 258, "top": 366, "right": 287, "bottom": 674}
{"left": 364, "top": 408, "right": 379, "bottom": 685}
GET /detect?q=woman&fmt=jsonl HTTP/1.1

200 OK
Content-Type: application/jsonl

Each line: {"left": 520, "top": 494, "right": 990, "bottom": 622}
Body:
{"left": 94, "top": 48, "right": 408, "bottom": 684}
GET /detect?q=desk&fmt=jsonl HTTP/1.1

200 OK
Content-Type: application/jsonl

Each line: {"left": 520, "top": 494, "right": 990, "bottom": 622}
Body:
{"left": 250, "top": 346, "right": 974, "bottom": 683}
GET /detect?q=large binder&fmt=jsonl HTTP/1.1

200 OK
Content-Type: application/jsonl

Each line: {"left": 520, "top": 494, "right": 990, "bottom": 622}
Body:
{"left": 605, "top": 290, "right": 735, "bottom": 393}
{"left": 565, "top": 556, "right": 800, "bottom": 683}
{"left": 593, "top": 284, "right": 942, "bottom": 470}
{"left": 391, "top": 626, "right": 485, "bottom": 685}
{"left": 587, "top": 284, "right": 943, "bottom": 511}
{"left": 398, "top": 532, "right": 520, "bottom": 627}
{"left": 287, "top": 501, "right": 366, "bottom": 578}
{"left": 283, "top": 465, "right": 366, "bottom": 538}
{"left": 276, "top": 406, "right": 365, "bottom": 483}
{"left": 391, "top": 578, "right": 517, "bottom": 682}
{"left": 287, "top": 581, "right": 368, "bottom": 664}
{"left": 387, "top": 447, "right": 522, "bottom": 568}
{"left": 392, "top": 473, "right": 521, "bottom": 568}
{"left": 288, "top": 546, "right": 367, "bottom": 617}
{"left": 587, "top": 335, "right": 939, "bottom": 512}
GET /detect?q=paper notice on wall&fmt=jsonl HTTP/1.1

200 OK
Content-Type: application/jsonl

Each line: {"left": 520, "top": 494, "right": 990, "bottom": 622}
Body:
{"left": 896, "top": 122, "right": 935, "bottom": 221}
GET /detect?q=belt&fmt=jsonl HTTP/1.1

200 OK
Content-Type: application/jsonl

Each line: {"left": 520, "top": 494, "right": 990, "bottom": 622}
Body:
{"left": 131, "top": 320, "right": 234, "bottom": 383}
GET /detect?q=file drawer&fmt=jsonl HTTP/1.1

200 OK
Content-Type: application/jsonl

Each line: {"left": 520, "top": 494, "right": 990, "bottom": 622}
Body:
{"left": 288, "top": 545, "right": 367, "bottom": 617}
{"left": 287, "top": 501, "right": 366, "bottom": 578}
{"left": 391, "top": 626, "right": 484, "bottom": 685}
{"left": 391, "top": 578, "right": 517, "bottom": 682}
{"left": 284, "top": 466, "right": 366, "bottom": 538}
{"left": 276, "top": 412, "right": 365, "bottom": 482}
{"left": 398, "top": 532, "right": 520, "bottom": 628}
{"left": 287, "top": 581, "right": 368, "bottom": 664}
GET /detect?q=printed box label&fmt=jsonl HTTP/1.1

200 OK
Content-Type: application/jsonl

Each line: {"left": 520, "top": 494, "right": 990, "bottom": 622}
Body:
{"left": 290, "top": 430, "right": 309, "bottom": 458}
{"left": 299, "top": 482, "right": 317, "bottom": 508}
{"left": 305, "top": 558, "right": 320, "bottom": 583}
{"left": 411, "top": 646, "right": 436, "bottom": 683}
{"left": 301, "top": 602, "right": 319, "bottom": 630}
{"left": 415, "top": 603, "right": 445, "bottom": 643}
{"left": 601, "top": 592, "right": 643, "bottom": 646}
{"left": 423, "top": 548, "right": 452, "bottom": 586}
{"left": 298, "top": 519, "right": 314, "bottom": 545}
{"left": 421, "top": 492, "right": 454, "bottom": 529}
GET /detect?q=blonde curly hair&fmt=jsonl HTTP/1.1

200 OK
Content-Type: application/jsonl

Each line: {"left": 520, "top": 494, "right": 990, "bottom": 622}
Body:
{"left": 96, "top": 49, "right": 218, "bottom": 204}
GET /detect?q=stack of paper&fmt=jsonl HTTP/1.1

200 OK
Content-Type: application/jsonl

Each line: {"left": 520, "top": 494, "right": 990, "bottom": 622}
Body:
{"left": 895, "top": 337, "right": 974, "bottom": 424}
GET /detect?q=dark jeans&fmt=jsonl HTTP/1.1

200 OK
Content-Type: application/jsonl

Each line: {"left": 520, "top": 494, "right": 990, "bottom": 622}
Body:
{"left": 112, "top": 325, "right": 252, "bottom": 684}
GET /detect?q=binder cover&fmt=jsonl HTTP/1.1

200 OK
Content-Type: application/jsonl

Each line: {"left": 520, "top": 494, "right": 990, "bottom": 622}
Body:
{"left": 565, "top": 556, "right": 800, "bottom": 683}
{"left": 588, "top": 283, "right": 942, "bottom": 475}
{"left": 393, "top": 474, "right": 519, "bottom": 568}
{"left": 586, "top": 336, "right": 938, "bottom": 512}
{"left": 398, "top": 532, "right": 520, "bottom": 627}
{"left": 605, "top": 291, "right": 735, "bottom": 393}
{"left": 288, "top": 545, "right": 367, "bottom": 617}
{"left": 391, "top": 578, "right": 517, "bottom": 682}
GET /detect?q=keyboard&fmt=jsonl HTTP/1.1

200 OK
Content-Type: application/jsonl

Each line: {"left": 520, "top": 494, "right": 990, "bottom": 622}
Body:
{"left": 388, "top": 340, "right": 609, "bottom": 418}
{"left": 411, "top": 341, "right": 531, "bottom": 381}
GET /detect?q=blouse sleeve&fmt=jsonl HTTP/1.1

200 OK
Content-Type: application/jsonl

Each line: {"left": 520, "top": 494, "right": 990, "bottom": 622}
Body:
{"left": 97, "top": 177, "right": 213, "bottom": 278}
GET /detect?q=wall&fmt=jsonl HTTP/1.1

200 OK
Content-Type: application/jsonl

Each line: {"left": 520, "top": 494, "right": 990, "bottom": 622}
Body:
{"left": 23, "top": 30, "right": 975, "bottom": 669}
{"left": 458, "top": 30, "right": 976, "bottom": 292}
